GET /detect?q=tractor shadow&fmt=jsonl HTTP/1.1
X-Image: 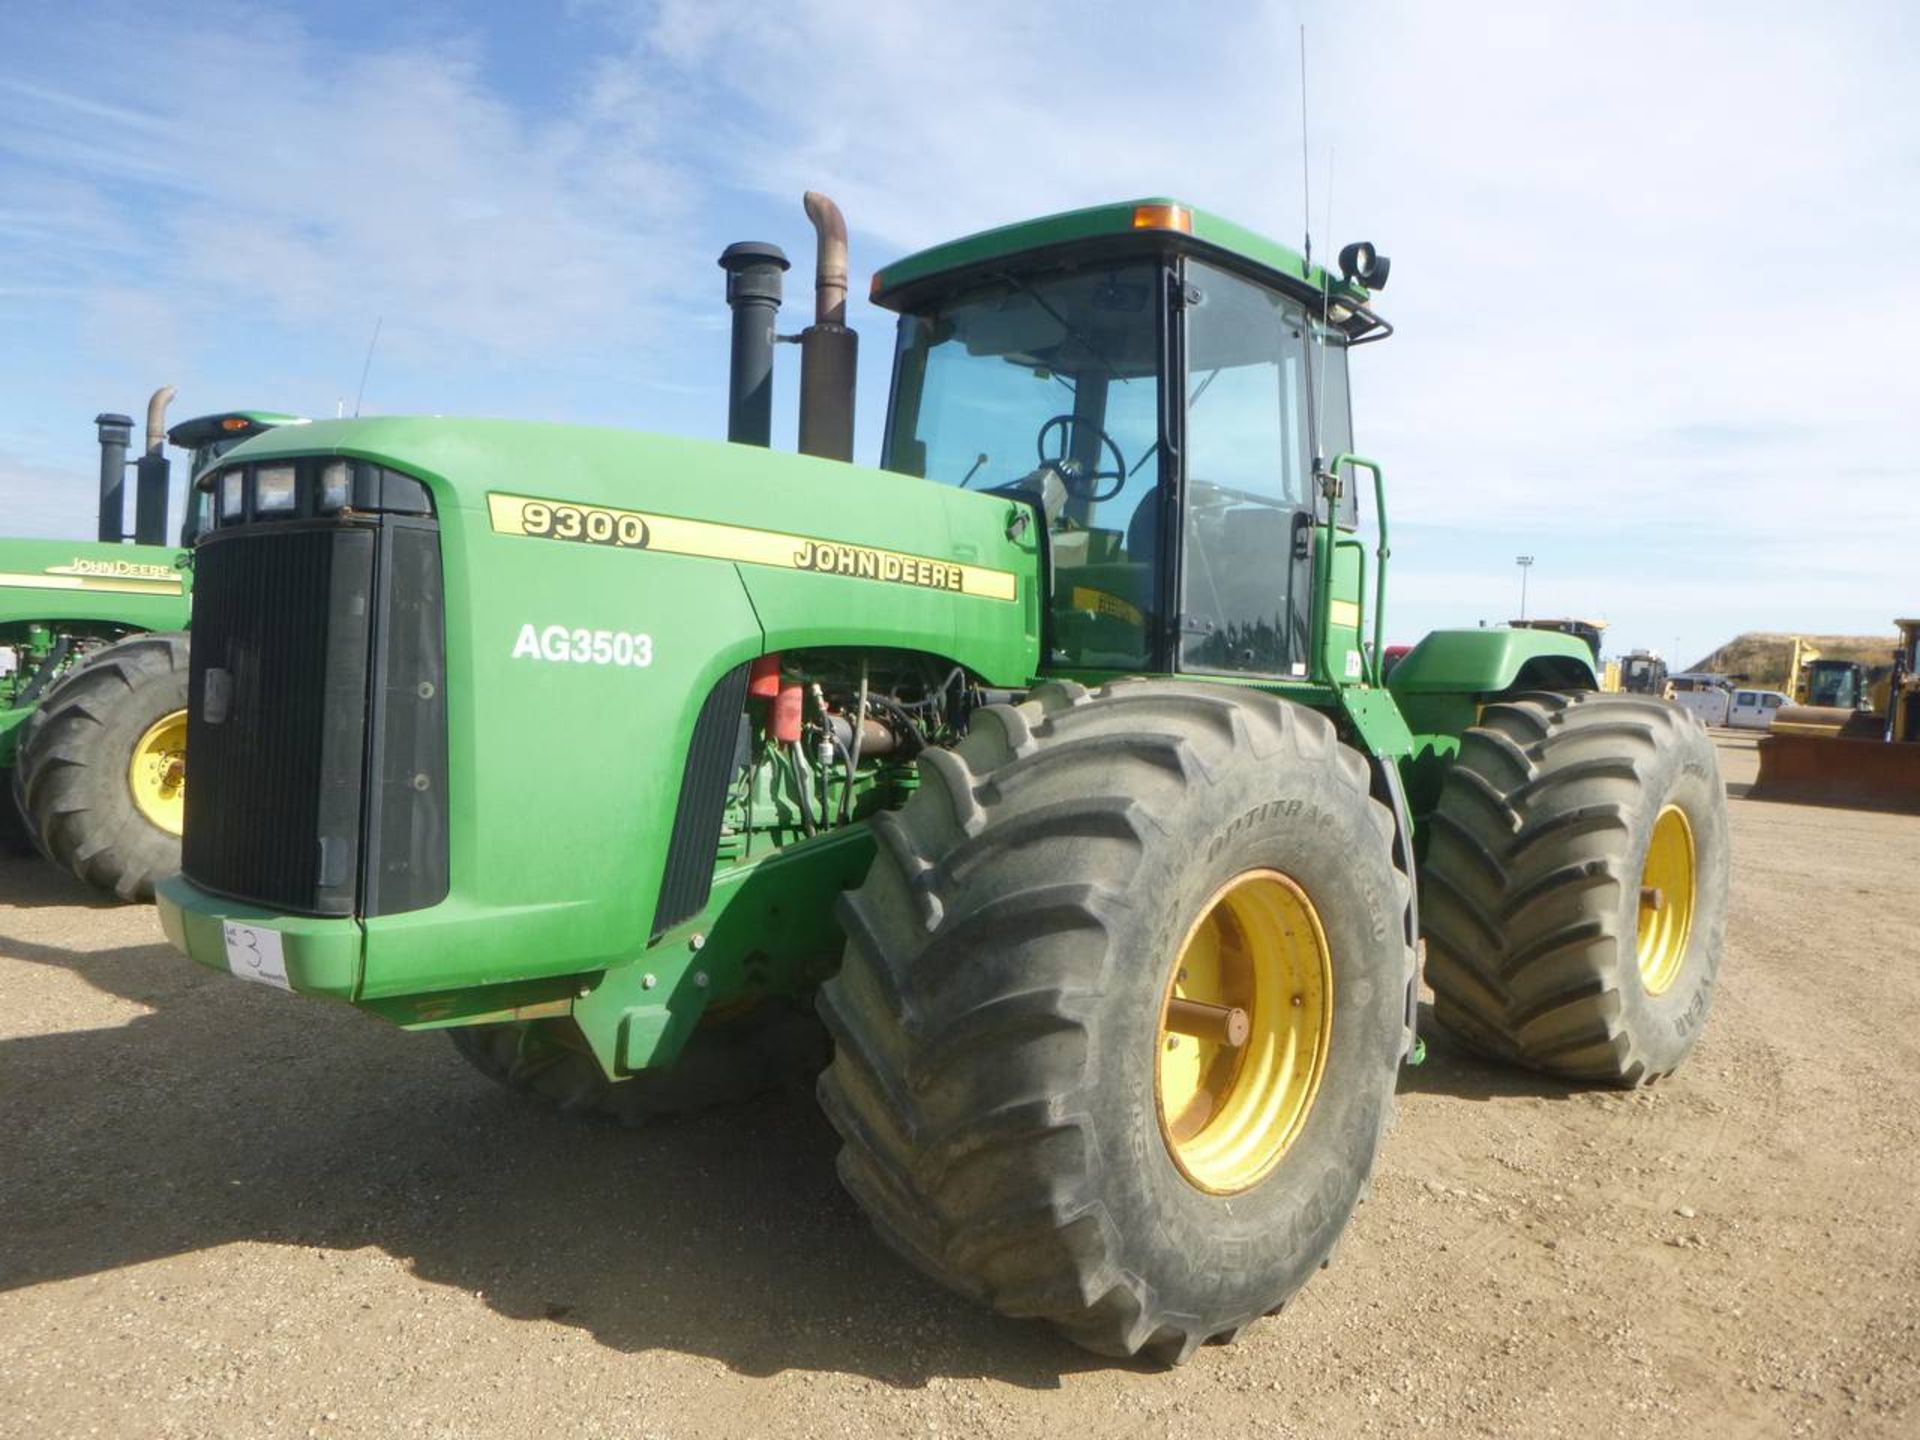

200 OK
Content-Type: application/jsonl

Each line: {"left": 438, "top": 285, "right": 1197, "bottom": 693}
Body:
{"left": 0, "top": 929, "right": 1105, "bottom": 1389}
{"left": 1394, "top": 1002, "right": 1587, "bottom": 1104}
{"left": 0, "top": 853, "right": 130, "bottom": 910}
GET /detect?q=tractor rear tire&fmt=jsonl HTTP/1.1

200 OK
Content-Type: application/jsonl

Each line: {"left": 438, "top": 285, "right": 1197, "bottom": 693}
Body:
{"left": 449, "top": 999, "right": 829, "bottom": 1126}
{"left": 12, "top": 632, "right": 191, "bottom": 902}
{"left": 1420, "top": 691, "right": 1728, "bottom": 1086}
{"left": 816, "top": 679, "right": 1411, "bottom": 1364}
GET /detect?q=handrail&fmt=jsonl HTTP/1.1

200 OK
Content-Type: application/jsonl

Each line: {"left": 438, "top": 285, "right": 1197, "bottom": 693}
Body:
{"left": 1327, "top": 453, "right": 1388, "bottom": 687}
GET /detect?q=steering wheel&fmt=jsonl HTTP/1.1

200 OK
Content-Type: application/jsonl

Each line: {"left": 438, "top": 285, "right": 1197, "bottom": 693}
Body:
{"left": 1036, "top": 414, "right": 1128, "bottom": 503}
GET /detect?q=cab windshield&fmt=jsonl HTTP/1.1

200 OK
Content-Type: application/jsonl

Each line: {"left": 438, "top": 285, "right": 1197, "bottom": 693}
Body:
{"left": 1806, "top": 664, "right": 1861, "bottom": 709}
{"left": 885, "top": 255, "right": 1358, "bottom": 678}
{"left": 884, "top": 261, "right": 1165, "bottom": 669}
{"left": 178, "top": 438, "right": 246, "bottom": 545}
{"left": 189, "top": 437, "right": 249, "bottom": 481}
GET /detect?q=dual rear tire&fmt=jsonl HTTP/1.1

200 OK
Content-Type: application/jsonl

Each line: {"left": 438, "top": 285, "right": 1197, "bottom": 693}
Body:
{"left": 1419, "top": 691, "right": 1728, "bottom": 1085}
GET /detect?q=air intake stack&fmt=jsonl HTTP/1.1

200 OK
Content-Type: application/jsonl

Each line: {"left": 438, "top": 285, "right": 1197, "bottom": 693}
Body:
{"left": 718, "top": 241, "right": 790, "bottom": 448}
{"left": 94, "top": 411, "right": 133, "bottom": 542}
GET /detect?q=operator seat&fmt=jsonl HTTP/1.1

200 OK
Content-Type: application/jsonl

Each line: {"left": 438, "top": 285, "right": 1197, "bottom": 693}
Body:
{"left": 1125, "top": 487, "right": 1161, "bottom": 560}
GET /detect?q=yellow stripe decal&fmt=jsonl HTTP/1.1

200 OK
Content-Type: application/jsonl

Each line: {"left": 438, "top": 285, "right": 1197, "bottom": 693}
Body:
{"left": 487, "top": 492, "right": 1018, "bottom": 603}
{"left": 0, "top": 570, "right": 184, "bottom": 596}
{"left": 1069, "top": 584, "right": 1145, "bottom": 628}
{"left": 1328, "top": 599, "right": 1362, "bottom": 629}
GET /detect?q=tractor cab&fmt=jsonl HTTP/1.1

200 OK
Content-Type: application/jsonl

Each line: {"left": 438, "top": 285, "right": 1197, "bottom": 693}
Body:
{"left": 1620, "top": 650, "right": 1669, "bottom": 695}
{"left": 1802, "top": 658, "right": 1867, "bottom": 711}
{"left": 874, "top": 200, "right": 1387, "bottom": 683}
{"left": 165, "top": 411, "right": 305, "bottom": 544}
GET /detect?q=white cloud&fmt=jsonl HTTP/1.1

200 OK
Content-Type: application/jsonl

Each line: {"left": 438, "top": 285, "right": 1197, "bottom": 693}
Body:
{"left": 3, "top": 0, "right": 1914, "bottom": 663}
{"left": 558, "top": 0, "right": 1918, "bottom": 658}
{"left": 0, "top": 12, "right": 700, "bottom": 368}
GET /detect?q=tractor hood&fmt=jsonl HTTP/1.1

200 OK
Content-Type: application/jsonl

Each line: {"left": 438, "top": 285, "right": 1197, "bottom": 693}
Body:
{"left": 166, "top": 416, "right": 1041, "bottom": 1008}
{"left": 204, "top": 417, "right": 1041, "bottom": 686}
{"left": 0, "top": 536, "right": 189, "bottom": 632}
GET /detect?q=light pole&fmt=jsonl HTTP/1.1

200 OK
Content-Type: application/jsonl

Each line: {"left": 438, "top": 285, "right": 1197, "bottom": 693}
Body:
{"left": 1515, "top": 555, "right": 1534, "bottom": 620}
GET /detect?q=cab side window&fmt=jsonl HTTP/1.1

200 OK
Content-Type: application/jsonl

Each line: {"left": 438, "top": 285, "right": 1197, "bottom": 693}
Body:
{"left": 1179, "top": 262, "right": 1318, "bottom": 676}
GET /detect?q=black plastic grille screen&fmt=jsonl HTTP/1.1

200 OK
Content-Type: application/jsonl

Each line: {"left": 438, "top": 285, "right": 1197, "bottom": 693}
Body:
{"left": 183, "top": 524, "right": 375, "bottom": 915}
{"left": 652, "top": 661, "right": 752, "bottom": 938}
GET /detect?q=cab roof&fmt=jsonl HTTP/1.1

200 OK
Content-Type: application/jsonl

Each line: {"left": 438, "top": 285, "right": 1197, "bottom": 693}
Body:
{"left": 870, "top": 197, "right": 1372, "bottom": 313}
{"left": 166, "top": 411, "right": 306, "bottom": 448}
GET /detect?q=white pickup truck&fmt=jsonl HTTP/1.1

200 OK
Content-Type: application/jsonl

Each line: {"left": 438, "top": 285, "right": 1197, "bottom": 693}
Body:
{"left": 1668, "top": 673, "right": 1734, "bottom": 727}
{"left": 1726, "top": 689, "right": 1791, "bottom": 729}
{"left": 1670, "top": 681, "right": 1789, "bottom": 729}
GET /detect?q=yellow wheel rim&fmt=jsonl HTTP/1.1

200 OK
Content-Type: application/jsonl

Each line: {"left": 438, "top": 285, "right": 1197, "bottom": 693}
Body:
{"left": 1156, "top": 869, "right": 1333, "bottom": 1195}
{"left": 1635, "top": 804, "right": 1696, "bottom": 996}
{"left": 128, "top": 709, "right": 188, "bottom": 836}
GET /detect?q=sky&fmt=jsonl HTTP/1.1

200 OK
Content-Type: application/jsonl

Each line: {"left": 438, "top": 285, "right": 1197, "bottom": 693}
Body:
{"left": 2, "top": 0, "right": 1915, "bottom": 668}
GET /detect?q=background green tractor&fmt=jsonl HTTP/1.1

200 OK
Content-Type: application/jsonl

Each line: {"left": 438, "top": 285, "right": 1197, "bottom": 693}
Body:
{"left": 157, "top": 194, "right": 1728, "bottom": 1362}
{"left": 2, "top": 392, "right": 301, "bottom": 897}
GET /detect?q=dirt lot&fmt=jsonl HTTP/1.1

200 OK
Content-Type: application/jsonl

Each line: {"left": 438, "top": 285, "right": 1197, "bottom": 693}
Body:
{"left": 2, "top": 734, "right": 1916, "bottom": 1439}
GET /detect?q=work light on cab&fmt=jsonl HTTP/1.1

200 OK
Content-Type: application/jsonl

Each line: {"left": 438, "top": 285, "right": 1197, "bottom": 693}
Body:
{"left": 254, "top": 465, "right": 297, "bottom": 514}
{"left": 318, "top": 460, "right": 352, "bottom": 514}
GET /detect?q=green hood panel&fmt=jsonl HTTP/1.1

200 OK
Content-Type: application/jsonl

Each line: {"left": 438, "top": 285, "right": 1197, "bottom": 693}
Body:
{"left": 0, "top": 537, "right": 190, "bottom": 633}
{"left": 197, "top": 417, "right": 1042, "bottom": 1002}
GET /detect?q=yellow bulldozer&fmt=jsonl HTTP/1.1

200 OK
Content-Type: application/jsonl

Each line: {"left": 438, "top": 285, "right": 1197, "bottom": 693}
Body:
{"left": 1753, "top": 619, "right": 1920, "bottom": 811}
{"left": 1773, "top": 635, "right": 1893, "bottom": 733}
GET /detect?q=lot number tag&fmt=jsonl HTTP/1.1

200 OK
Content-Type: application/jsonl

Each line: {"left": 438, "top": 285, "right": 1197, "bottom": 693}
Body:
{"left": 223, "top": 922, "right": 290, "bottom": 990}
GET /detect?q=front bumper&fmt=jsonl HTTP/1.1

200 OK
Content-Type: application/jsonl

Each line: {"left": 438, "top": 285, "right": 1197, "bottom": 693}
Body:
{"left": 156, "top": 873, "right": 363, "bottom": 999}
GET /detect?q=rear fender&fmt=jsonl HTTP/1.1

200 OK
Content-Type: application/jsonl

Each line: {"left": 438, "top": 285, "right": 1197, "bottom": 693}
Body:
{"left": 1388, "top": 627, "right": 1599, "bottom": 829}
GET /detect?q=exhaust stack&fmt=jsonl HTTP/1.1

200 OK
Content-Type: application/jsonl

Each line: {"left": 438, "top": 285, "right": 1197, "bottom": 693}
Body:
{"left": 797, "top": 191, "right": 858, "bottom": 462}
{"left": 134, "top": 385, "right": 176, "bottom": 546}
{"left": 95, "top": 411, "right": 134, "bottom": 542}
{"left": 718, "top": 241, "right": 790, "bottom": 448}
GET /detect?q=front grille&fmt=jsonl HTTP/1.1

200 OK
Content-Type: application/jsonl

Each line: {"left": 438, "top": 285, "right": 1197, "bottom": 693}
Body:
{"left": 184, "top": 514, "right": 448, "bottom": 918}
{"left": 185, "top": 523, "right": 374, "bottom": 915}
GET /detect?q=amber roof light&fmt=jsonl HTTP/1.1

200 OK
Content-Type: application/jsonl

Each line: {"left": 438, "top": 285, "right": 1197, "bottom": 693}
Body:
{"left": 1131, "top": 204, "right": 1193, "bottom": 233}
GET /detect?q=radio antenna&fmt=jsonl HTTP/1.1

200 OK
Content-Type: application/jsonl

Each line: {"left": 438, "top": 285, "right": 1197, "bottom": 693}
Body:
{"left": 1314, "top": 146, "right": 1337, "bottom": 440}
{"left": 353, "top": 315, "right": 383, "bottom": 418}
{"left": 1298, "top": 24, "right": 1312, "bottom": 271}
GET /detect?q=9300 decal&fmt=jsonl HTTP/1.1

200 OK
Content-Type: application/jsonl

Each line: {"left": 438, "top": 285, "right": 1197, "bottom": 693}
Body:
{"left": 511, "top": 623, "right": 654, "bottom": 667}
{"left": 518, "top": 500, "right": 651, "bottom": 549}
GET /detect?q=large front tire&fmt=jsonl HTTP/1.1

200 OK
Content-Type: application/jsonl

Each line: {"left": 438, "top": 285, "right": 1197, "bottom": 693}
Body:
{"left": 12, "top": 632, "right": 191, "bottom": 902}
{"left": 817, "top": 680, "right": 1410, "bottom": 1363}
{"left": 1420, "top": 691, "right": 1729, "bottom": 1085}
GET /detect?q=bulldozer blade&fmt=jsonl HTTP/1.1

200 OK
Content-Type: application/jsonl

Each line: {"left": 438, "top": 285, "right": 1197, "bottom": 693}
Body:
{"left": 1751, "top": 732, "right": 1920, "bottom": 814}
{"left": 1770, "top": 704, "right": 1885, "bottom": 738}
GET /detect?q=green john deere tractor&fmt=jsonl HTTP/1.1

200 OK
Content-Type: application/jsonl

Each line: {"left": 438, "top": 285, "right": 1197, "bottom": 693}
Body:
{"left": 157, "top": 194, "right": 1728, "bottom": 1362}
{"left": 2, "top": 394, "right": 301, "bottom": 897}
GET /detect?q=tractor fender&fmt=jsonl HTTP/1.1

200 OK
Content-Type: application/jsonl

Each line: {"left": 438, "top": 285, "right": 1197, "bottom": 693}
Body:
{"left": 1386, "top": 627, "right": 1597, "bottom": 698}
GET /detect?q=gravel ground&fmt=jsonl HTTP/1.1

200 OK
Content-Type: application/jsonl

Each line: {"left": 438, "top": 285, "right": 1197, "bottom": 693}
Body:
{"left": 2, "top": 734, "right": 1915, "bottom": 1439}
